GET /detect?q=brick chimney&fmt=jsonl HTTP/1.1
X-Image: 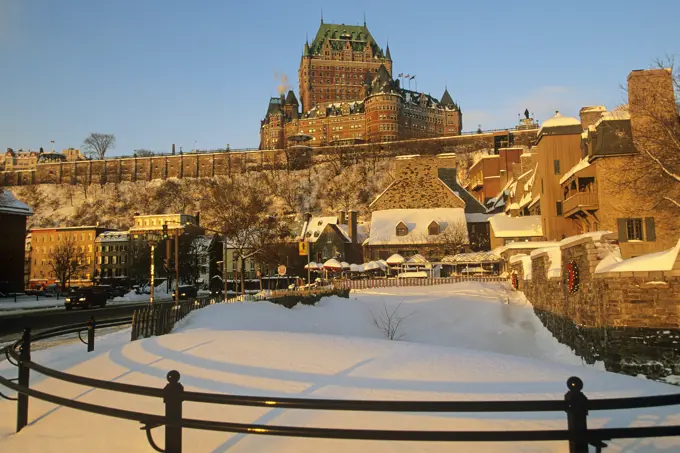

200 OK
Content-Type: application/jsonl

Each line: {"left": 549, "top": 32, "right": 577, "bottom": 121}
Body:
{"left": 348, "top": 210, "right": 358, "bottom": 244}
{"left": 338, "top": 210, "right": 346, "bottom": 225}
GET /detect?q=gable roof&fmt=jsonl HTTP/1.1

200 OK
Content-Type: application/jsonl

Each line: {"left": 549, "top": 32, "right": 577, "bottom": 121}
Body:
{"left": 437, "top": 168, "right": 486, "bottom": 214}
{"left": 489, "top": 214, "right": 543, "bottom": 238}
{"left": 365, "top": 208, "right": 468, "bottom": 246}
{"left": 0, "top": 189, "right": 33, "bottom": 216}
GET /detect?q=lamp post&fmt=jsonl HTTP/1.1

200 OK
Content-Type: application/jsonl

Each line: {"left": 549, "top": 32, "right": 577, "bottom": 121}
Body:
{"left": 146, "top": 232, "right": 162, "bottom": 305}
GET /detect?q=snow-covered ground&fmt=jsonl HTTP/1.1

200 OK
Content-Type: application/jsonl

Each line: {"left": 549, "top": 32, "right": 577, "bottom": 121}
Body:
{"left": 0, "top": 282, "right": 678, "bottom": 452}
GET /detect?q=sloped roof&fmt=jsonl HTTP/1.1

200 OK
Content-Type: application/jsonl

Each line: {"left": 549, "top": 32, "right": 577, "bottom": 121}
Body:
{"left": 365, "top": 208, "right": 468, "bottom": 246}
{"left": 538, "top": 111, "right": 581, "bottom": 136}
{"left": 489, "top": 214, "right": 543, "bottom": 238}
{"left": 440, "top": 89, "right": 455, "bottom": 107}
{"left": 309, "top": 23, "right": 384, "bottom": 57}
{"left": 0, "top": 189, "right": 33, "bottom": 216}
{"left": 285, "top": 90, "right": 299, "bottom": 105}
{"left": 442, "top": 252, "right": 501, "bottom": 263}
{"left": 300, "top": 216, "right": 339, "bottom": 243}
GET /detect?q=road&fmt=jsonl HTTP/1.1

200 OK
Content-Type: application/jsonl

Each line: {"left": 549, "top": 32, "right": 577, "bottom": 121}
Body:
{"left": 0, "top": 298, "right": 177, "bottom": 341}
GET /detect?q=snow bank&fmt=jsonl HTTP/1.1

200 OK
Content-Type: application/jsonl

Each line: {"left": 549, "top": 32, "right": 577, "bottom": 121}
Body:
{"left": 509, "top": 253, "right": 533, "bottom": 279}
{"left": 1, "top": 283, "right": 679, "bottom": 453}
{"left": 530, "top": 246, "right": 562, "bottom": 278}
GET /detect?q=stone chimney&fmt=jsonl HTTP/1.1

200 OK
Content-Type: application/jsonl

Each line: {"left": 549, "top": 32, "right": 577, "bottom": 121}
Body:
{"left": 348, "top": 210, "right": 358, "bottom": 244}
{"left": 172, "top": 143, "right": 176, "bottom": 155}
{"left": 338, "top": 210, "right": 346, "bottom": 225}
{"left": 195, "top": 212, "right": 200, "bottom": 226}
{"left": 305, "top": 212, "right": 312, "bottom": 223}
{"left": 628, "top": 68, "right": 678, "bottom": 147}
{"left": 579, "top": 106, "right": 606, "bottom": 129}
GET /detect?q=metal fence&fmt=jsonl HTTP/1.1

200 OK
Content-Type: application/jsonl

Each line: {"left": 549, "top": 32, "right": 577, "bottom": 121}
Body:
{"left": 130, "top": 296, "right": 215, "bottom": 341}
{"left": 333, "top": 276, "right": 506, "bottom": 290}
{"left": 2, "top": 317, "right": 680, "bottom": 452}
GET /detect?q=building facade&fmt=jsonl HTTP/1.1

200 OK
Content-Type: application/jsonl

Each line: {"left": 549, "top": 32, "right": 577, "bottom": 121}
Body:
{"left": 259, "top": 20, "right": 462, "bottom": 150}
{"left": 29, "top": 226, "right": 113, "bottom": 288}
{"left": 95, "top": 231, "right": 130, "bottom": 280}
{"left": 0, "top": 190, "right": 33, "bottom": 293}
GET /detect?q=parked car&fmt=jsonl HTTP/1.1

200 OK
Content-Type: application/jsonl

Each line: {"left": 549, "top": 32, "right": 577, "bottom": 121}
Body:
{"left": 172, "top": 285, "right": 198, "bottom": 300}
{"left": 64, "top": 287, "right": 108, "bottom": 310}
{"left": 110, "top": 286, "right": 128, "bottom": 298}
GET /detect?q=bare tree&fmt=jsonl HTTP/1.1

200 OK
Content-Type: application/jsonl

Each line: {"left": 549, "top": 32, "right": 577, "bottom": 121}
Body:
{"left": 134, "top": 149, "right": 155, "bottom": 157}
{"left": 200, "top": 175, "right": 281, "bottom": 295}
{"left": 48, "top": 236, "right": 87, "bottom": 290}
{"left": 83, "top": 133, "right": 116, "bottom": 160}
{"left": 372, "top": 302, "right": 409, "bottom": 340}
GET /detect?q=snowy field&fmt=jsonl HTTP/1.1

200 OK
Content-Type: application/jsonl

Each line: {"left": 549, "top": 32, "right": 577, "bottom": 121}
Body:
{"left": 0, "top": 282, "right": 678, "bottom": 452}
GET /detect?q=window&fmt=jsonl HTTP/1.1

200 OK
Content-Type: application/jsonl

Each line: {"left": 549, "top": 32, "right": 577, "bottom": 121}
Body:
{"left": 554, "top": 160, "right": 561, "bottom": 175}
{"left": 626, "top": 218, "right": 643, "bottom": 241}
{"left": 556, "top": 201, "right": 563, "bottom": 216}
{"left": 428, "top": 221, "right": 440, "bottom": 235}
{"left": 396, "top": 222, "right": 409, "bottom": 237}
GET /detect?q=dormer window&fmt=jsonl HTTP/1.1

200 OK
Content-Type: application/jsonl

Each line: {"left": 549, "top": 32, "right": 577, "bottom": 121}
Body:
{"left": 396, "top": 222, "right": 408, "bottom": 237}
{"left": 428, "top": 221, "right": 440, "bottom": 236}
{"left": 318, "top": 220, "right": 323, "bottom": 226}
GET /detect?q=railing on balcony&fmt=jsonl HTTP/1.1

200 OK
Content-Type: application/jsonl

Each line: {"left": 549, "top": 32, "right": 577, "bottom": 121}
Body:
{"left": 563, "top": 191, "right": 599, "bottom": 217}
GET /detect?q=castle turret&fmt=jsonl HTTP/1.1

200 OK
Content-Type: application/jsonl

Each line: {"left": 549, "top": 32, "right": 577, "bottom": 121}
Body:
{"left": 365, "top": 64, "right": 401, "bottom": 143}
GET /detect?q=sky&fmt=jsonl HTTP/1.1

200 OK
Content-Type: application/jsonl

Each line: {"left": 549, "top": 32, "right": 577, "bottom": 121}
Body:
{"left": 1, "top": 0, "right": 678, "bottom": 157}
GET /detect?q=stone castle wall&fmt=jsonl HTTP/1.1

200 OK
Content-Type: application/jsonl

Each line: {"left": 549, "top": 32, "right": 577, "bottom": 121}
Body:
{"left": 0, "top": 129, "right": 537, "bottom": 187}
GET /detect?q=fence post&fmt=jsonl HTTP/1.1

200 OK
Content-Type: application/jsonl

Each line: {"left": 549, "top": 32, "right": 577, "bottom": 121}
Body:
{"left": 131, "top": 310, "right": 138, "bottom": 341}
{"left": 164, "top": 370, "right": 183, "bottom": 453}
{"left": 565, "top": 376, "right": 589, "bottom": 453}
{"left": 87, "top": 317, "right": 95, "bottom": 352}
{"left": 16, "top": 327, "right": 31, "bottom": 432}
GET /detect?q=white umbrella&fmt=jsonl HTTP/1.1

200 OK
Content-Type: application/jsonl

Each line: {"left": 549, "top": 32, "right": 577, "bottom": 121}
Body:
{"left": 386, "top": 254, "right": 405, "bottom": 265}
{"left": 304, "top": 261, "right": 318, "bottom": 270}
{"left": 377, "top": 260, "right": 388, "bottom": 270}
{"left": 340, "top": 261, "right": 351, "bottom": 270}
{"left": 349, "top": 263, "right": 365, "bottom": 272}
{"left": 323, "top": 258, "right": 343, "bottom": 271}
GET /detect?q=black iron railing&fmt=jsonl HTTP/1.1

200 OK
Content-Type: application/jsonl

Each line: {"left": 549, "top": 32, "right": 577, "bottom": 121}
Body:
{"left": 130, "top": 296, "right": 215, "bottom": 341}
{"left": 1, "top": 310, "right": 680, "bottom": 453}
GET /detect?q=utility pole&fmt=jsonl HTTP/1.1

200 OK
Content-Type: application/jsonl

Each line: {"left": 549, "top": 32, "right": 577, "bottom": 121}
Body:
{"left": 175, "top": 231, "right": 179, "bottom": 306}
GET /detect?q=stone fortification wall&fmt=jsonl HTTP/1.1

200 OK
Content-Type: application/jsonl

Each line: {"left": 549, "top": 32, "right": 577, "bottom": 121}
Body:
{"left": 1, "top": 129, "right": 537, "bottom": 187}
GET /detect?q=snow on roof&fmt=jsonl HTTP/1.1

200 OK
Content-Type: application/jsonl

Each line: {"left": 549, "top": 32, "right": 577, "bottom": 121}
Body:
{"left": 365, "top": 208, "right": 468, "bottom": 246}
{"left": 530, "top": 246, "right": 562, "bottom": 278}
{"left": 580, "top": 105, "right": 607, "bottom": 113}
{"left": 442, "top": 252, "right": 502, "bottom": 263}
{"left": 0, "top": 190, "right": 33, "bottom": 216}
{"left": 592, "top": 107, "right": 631, "bottom": 129}
{"left": 538, "top": 111, "right": 581, "bottom": 136}
{"left": 336, "top": 222, "right": 370, "bottom": 244}
{"left": 559, "top": 158, "right": 592, "bottom": 185}
{"left": 395, "top": 154, "right": 420, "bottom": 160}
{"left": 595, "top": 239, "right": 680, "bottom": 273}
{"left": 492, "top": 241, "right": 561, "bottom": 256}
{"left": 465, "top": 213, "right": 492, "bottom": 223}
{"left": 559, "top": 231, "right": 614, "bottom": 247}
{"left": 95, "top": 231, "right": 129, "bottom": 242}
{"left": 300, "top": 216, "right": 339, "bottom": 243}
{"left": 509, "top": 253, "right": 533, "bottom": 280}
{"left": 489, "top": 214, "right": 542, "bottom": 238}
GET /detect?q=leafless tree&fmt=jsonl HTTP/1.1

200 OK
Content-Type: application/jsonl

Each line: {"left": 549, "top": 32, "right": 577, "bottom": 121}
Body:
{"left": 83, "top": 133, "right": 116, "bottom": 160}
{"left": 48, "top": 236, "right": 87, "bottom": 290}
{"left": 417, "top": 219, "right": 469, "bottom": 259}
{"left": 134, "top": 149, "right": 155, "bottom": 157}
{"left": 372, "top": 302, "right": 409, "bottom": 340}
{"left": 200, "top": 174, "right": 282, "bottom": 295}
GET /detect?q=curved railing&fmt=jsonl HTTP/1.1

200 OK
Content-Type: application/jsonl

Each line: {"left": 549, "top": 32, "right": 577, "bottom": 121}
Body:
{"left": 1, "top": 317, "right": 680, "bottom": 453}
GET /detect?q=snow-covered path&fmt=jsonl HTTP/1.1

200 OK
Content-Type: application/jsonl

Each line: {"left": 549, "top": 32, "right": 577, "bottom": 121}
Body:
{"left": 0, "top": 282, "right": 678, "bottom": 452}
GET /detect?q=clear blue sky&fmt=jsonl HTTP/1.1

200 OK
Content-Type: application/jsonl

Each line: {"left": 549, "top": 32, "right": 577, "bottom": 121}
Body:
{"left": 1, "top": 0, "right": 678, "bottom": 156}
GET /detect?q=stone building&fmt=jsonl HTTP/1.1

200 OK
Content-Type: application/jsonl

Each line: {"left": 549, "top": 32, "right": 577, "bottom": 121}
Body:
{"left": 467, "top": 148, "right": 524, "bottom": 204}
{"left": 298, "top": 211, "right": 367, "bottom": 264}
{"left": 29, "top": 226, "right": 114, "bottom": 288}
{"left": 364, "top": 154, "right": 490, "bottom": 259}
{"left": 95, "top": 231, "right": 130, "bottom": 281}
{"left": 259, "top": 20, "right": 462, "bottom": 150}
{"left": 0, "top": 190, "right": 33, "bottom": 293}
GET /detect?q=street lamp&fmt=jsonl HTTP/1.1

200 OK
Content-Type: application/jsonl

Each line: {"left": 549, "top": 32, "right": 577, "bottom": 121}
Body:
{"left": 144, "top": 231, "right": 162, "bottom": 305}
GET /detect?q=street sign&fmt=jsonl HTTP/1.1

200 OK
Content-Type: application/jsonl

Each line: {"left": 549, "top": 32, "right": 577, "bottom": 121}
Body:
{"left": 277, "top": 265, "right": 287, "bottom": 276}
{"left": 298, "top": 241, "right": 308, "bottom": 256}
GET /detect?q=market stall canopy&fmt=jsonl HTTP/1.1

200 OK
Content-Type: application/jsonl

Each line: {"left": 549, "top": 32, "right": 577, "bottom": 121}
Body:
{"left": 406, "top": 254, "right": 429, "bottom": 264}
{"left": 461, "top": 266, "right": 492, "bottom": 274}
{"left": 386, "top": 254, "right": 405, "bottom": 265}
{"left": 304, "top": 262, "right": 321, "bottom": 270}
{"left": 377, "top": 259, "right": 388, "bottom": 270}
{"left": 349, "top": 263, "right": 365, "bottom": 272}
{"left": 364, "top": 261, "right": 380, "bottom": 271}
{"left": 441, "top": 252, "right": 502, "bottom": 264}
{"left": 323, "top": 258, "right": 343, "bottom": 270}
{"left": 340, "top": 261, "right": 351, "bottom": 270}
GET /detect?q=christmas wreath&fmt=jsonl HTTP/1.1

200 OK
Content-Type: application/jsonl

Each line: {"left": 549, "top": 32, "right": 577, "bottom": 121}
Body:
{"left": 566, "top": 261, "right": 580, "bottom": 293}
{"left": 511, "top": 272, "right": 519, "bottom": 290}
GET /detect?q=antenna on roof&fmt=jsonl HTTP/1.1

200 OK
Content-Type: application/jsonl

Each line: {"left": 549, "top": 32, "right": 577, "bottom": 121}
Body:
{"left": 320, "top": 8, "right": 323, "bottom": 24}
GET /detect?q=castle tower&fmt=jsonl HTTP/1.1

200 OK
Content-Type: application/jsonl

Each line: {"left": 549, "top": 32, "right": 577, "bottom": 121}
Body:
{"left": 364, "top": 65, "right": 401, "bottom": 143}
{"left": 298, "top": 20, "right": 392, "bottom": 113}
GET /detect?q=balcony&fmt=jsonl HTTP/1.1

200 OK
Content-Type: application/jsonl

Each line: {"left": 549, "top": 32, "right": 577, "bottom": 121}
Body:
{"left": 563, "top": 190, "right": 598, "bottom": 218}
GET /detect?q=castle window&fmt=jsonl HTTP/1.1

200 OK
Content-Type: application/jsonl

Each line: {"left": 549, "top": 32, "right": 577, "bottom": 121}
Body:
{"left": 396, "top": 222, "right": 409, "bottom": 237}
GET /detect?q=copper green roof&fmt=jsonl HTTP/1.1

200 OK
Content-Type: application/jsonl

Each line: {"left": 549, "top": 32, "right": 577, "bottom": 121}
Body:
{"left": 309, "top": 23, "right": 384, "bottom": 57}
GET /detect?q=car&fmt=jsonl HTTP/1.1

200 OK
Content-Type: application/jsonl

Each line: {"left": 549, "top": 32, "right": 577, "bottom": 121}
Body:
{"left": 64, "top": 287, "right": 108, "bottom": 310}
{"left": 172, "top": 285, "right": 198, "bottom": 300}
